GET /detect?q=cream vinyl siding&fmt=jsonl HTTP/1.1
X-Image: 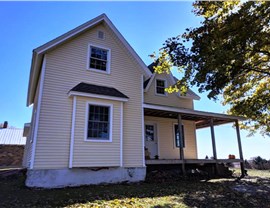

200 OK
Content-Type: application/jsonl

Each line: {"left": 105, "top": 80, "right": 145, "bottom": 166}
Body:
{"left": 144, "top": 73, "right": 194, "bottom": 109}
{"left": 145, "top": 116, "right": 197, "bottom": 159}
{"left": 23, "top": 136, "right": 31, "bottom": 168}
{"left": 23, "top": 135, "right": 32, "bottom": 168}
{"left": 23, "top": 78, "right": 40, "bottom": 168}
{"left": 73, "top": 97, "right": 120, "bottom": 167}
{"left": 33, "top": 23, "right": 143, "bottom": 169}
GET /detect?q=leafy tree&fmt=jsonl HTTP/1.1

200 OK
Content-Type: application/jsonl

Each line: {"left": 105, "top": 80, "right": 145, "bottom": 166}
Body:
{"left": 153, "top": 1, "right": 270, "bottom": 136}
{"left": 252, "top": 156, "right": 268, "bottom": 170}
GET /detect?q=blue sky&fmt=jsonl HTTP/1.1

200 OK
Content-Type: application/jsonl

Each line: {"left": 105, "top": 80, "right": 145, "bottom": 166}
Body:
{"left": 0, "top": 1, "right": 269, "bottom": 160}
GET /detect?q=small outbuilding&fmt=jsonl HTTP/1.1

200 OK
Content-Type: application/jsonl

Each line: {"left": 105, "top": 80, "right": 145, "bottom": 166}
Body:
{"left": 0, "top": 122, "right": 26, "bottom": 167}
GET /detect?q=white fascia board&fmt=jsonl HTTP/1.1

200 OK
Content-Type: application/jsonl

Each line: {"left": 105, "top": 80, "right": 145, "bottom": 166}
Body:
{"left": 143, "top": 103, "right": 245, "bottom": 121}
{"left": 68, "top": 91, "right": 129, "bottom": 102}
{"left": 28, "top": 14, "right": 152, "bottom": 105}
{"left": 145, "top": 72, "right": 200, "bottom": 100}
{"left": 27, "top": 52, "right": 39, "bottom": 106}
{"left": 169, "top": 73, "right": 201, "bottom": 100}
{"left": 168, "top": 72, "right": 176, "bottom": 85}
{"left": 177, "top": 92, "right": 201, "bottom": 100}
{"left": 103, "top": 15, "right": 152, "bottom": 78}
{"left": 144, "top": 73, "right": 156, "bottom": 92}
{"left": 34, "top": 15, "right": 105, "bottom": 54}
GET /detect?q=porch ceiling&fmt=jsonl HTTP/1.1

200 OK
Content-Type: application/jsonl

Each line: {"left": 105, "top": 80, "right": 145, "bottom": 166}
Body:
{"left": 143, "top": 103, "right": 245, "bottom": 129}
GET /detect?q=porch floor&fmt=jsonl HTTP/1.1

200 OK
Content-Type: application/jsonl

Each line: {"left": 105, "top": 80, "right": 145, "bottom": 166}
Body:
{"left": 146, "top": 159, "right": 243, "bottom": 165}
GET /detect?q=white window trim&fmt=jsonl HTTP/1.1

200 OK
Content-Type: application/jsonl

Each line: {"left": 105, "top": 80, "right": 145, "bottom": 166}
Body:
{"left": 68, "top": 91, "right": 129, "bottom": 102}
{"left": 87, "top": 43, "right": 111, "bottom": 74}
{"left": 155, "top": 78, "right": 167, "bottom": 96}
{"left": 84, "top": 101, "right": 113, "bottom": 142}
{"left": 173, "top": 123, "right": 185, "bottom": 149}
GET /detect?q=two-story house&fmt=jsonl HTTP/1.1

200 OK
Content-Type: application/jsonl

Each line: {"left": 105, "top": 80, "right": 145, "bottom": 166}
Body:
{"left": 23, "top": 14, "right": 245, "bottom": 188}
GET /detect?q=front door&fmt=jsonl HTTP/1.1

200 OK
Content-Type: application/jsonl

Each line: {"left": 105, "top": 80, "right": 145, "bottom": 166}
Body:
{"left": 145, "top": 123, "right": 158, "bottom": 159}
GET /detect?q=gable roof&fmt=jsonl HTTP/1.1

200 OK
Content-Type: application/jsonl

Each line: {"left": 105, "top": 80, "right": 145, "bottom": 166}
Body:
{"left": 145, "top": 62, "right": 200, "bottom": 100}
{"left": 69, "top": 82, "right": 129, "bottom": 99}
{"left": 148, "top": 62, "right": 156, "bottom": 73}
{"left": 0, "top": 128, "right": 26, "bottom": 145}
{"left": 27, "top": 13, "right": 152, "bottom": 106}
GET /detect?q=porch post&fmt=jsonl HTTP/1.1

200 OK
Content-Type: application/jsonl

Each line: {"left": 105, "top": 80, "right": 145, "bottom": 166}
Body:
{"left": 210, "top": 118, "right": 219, "bottom": 174}
{"left": 210, "top": 118, "right": 217, "bottom": 160}
{"left": 235, "top": 120, "right": 245, "bottom": 178}
{"left": 178, "top": 114, "right": 186, "bottom": 176}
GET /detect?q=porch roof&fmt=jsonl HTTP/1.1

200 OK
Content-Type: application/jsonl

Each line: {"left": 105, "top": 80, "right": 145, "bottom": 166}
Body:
{"left": 143, "top": 103, "right": 246, "bottom": 129}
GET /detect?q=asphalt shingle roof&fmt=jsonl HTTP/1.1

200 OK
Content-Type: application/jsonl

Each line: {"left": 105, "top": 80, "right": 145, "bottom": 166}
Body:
{"left": 147, "top": 62, "right": 157, "bottom": 73}
{"left": 70, "top": 82, "right": 129, "bottom": 99}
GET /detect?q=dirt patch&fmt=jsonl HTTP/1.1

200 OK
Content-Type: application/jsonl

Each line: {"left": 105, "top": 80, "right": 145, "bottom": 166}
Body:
{"left": 232, "top": 176, "right": 270, "bottom": 199}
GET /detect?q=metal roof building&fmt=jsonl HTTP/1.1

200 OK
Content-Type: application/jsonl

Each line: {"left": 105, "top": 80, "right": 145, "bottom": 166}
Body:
{"left": 0, "top": 128, "right": 26, "bottom": 145}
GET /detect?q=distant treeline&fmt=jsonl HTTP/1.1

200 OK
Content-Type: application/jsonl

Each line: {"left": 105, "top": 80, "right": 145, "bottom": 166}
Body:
{"left": 245, "top": 156, "right": 270, "bottom": 170}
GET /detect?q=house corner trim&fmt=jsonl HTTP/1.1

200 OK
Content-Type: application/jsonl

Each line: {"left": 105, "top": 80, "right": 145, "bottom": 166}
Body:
{"left": 69, "top": 95, "right": 77, "bottom": 168}
{"left": 30, "top": 55, "right": 47, "bottom": 169}
{"left": 141, "top": 75, "right": 145, "bottom": 167}
{"left": 120, "top": 102, "right": 123, "bottom": 167}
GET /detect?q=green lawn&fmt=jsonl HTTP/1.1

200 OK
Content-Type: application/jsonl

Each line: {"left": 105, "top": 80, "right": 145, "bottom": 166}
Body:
{"left": 0, "top": 169, "right": 269, "bottom": 208}
{"left": 232, "top": 168, "right": 270, "bottom": 177}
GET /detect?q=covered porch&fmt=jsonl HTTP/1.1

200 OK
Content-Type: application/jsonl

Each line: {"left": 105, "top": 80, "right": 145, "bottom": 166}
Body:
{"left": 143, "top": 103, "right": 246, "bottom": 177}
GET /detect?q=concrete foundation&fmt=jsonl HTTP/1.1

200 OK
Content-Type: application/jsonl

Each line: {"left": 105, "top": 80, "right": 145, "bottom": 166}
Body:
{"left": 25, "top": 167, "right": 146, "bottom": 188}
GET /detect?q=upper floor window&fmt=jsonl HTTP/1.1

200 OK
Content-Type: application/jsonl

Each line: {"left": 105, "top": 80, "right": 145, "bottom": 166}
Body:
{"left": 86, "top": 103, "right": 112, "bottom": 142}
{"left": 156, "top": 79, "right": 166, "bottom": 95}
{"left": 88, "top": 45, "right": 110, "bottom": 73}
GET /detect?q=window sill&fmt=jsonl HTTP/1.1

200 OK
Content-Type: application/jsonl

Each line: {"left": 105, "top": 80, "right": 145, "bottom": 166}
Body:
{"left": 155, "top": 93, "right": 168, "bottom": 97}
{"left": 87, "top": 68, "right": 110, "bottom": 75}
{"left": 84, "top": 138, "right": 112, "bottom": 143}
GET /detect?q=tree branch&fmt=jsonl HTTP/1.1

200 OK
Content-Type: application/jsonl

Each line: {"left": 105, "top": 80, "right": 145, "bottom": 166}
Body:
{"left": 243, "top": 67, "right": 270, "bottom": 76}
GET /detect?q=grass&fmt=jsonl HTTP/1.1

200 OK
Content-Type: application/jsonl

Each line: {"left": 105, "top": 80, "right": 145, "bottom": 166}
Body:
{"left": 232, "top": 168, "right": 270, "bottom": 177}
{"left": 0, "top": 169, "right": 269, "bottom": 208}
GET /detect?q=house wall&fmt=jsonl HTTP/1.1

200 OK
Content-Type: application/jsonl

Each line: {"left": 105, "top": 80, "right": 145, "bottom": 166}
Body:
{"left": 72, "top": 97, "right": 121, "bottom": 167}
{"left": 145, "top": 116, "right": 197, "bottom": 159}
{"left": 144, "top": 73, "right": 194, "bottom": 109}
{"left": 22, "top": 136, "right": 30, "bottom": 167}
{"left": 33, "top": 23, "right": 144, "bottom": 169}
{"left": 23, "top": 78, "right": 40, "bottom": 168}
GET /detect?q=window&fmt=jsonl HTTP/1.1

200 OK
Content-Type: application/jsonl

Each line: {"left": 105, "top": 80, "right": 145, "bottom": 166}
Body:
{"left": 86, "top": 104, "right": 112, "bottom": 141}
{"left": 145, "top": 125, "right": 155, "bottom": 141}
{"left": 98, "top": 31, "right": 105, "bottom": 39}
{"left": 88, "top": 45, "right": 110, "bottom": 72}
{"left": 156, "top": 79, "right": 166, "bottom": 95}
{"left": 174, "top": 124, "right": 185, "bottom": 148}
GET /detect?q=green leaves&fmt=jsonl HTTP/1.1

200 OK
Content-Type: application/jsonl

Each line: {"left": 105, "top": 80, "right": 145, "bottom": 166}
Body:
{"left": 155, "top": 1, "right": 270, "bottom": 136}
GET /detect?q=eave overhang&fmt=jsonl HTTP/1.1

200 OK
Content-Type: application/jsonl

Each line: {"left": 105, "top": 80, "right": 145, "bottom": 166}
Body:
{"left": 26, "top": 13, "right": 152, "bottom": 106}
{"left": 143, "top": 103, "right": 246, "bottom": 129}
